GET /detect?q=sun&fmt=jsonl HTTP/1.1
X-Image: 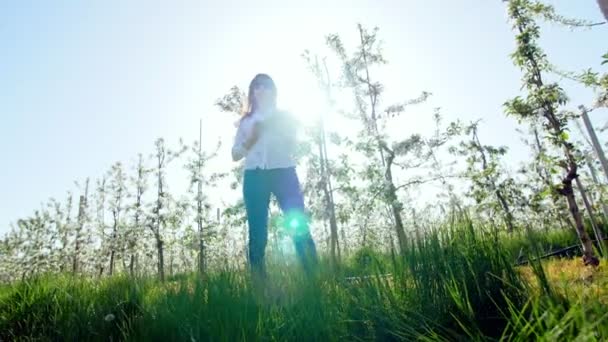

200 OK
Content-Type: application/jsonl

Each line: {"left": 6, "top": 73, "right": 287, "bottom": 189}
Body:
{"left": 271, "top": 72, "right": 358, "bottom": 140}
{"left": 277, "top": 77, "right": 328, "bottom": 128}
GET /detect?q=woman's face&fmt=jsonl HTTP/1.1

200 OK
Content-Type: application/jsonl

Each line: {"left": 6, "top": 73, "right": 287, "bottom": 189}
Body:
{"left": 252, "top": 77, "right": 275, "bottom": 110}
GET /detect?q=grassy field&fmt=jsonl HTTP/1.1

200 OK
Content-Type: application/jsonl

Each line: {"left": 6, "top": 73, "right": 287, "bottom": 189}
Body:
{"left": 1, "top": 221, "right": 606, "bottom": 341}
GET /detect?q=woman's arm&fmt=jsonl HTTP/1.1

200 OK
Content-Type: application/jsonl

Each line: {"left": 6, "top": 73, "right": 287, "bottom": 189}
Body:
{"left": 231, "top": 120, "right": 248, "bottom": 162}
{"left": 231, "top": 118, "right": 260, "bottom": 162}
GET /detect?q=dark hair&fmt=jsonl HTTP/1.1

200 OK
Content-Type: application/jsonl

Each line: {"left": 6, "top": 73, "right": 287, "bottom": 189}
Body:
{"left": 242, "top": 73, "right": 277, "bottom": 118}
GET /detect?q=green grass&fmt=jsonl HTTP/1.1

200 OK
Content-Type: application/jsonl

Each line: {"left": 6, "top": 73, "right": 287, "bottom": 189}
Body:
{"left": 1, "top": 220, "right": 607, "bottom": 341}
{"left": 501, "top": 259, "right": 608, "bottom": 341}
{"left": 501, "top": 227, "right": 579, "bottom": 261}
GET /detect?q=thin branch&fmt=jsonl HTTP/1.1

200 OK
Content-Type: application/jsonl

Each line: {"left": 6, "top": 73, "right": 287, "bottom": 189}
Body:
{"left": 394, "top": 160, "right": 426, "bottom": 170}
{"left": 394, "top": 175, "right": 465, "bottom": 192}
{"left": 357, "top": 174, "right": 464, "bottom": 215}
{"left": 330, "top": 185, "right": 353, "bottom": 195}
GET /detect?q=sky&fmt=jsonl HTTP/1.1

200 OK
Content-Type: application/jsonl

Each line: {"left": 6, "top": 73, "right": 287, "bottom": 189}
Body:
{"left": 1, "top": 0, "right": 607, "bottom": 237}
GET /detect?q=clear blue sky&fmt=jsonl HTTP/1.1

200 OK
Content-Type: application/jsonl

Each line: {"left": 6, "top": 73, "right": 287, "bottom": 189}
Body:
{"left": 1, "top": 0, "right": 606, "bottom": 237}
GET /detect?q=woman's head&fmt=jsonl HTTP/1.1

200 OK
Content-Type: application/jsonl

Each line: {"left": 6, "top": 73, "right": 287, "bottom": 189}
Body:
{"left": 243, "top": 73, "right": 277, "bottom": 116}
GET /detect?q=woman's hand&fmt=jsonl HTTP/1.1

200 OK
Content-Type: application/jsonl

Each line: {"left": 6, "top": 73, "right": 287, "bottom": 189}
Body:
{"left": 244, "top": 121, "right": 261, "bottom": 150}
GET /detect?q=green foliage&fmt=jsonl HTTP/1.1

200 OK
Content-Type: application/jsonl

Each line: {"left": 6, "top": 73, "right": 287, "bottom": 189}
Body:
{"left": 450, "top": 122, "right": 519, "bottom": 231}
{"left": 0, "top": 218, "right": 534, "bottom": 341}
{"left": 501, "top": 227, "right": 579, "bottom": 261}
{"left": 3, "top": 218, "right": 607, "bottom": 341}
{"left": 501, "top": 292, "right": 608, "bottom": 340}
{"left": 528, "top": 1, "right": 603, "bottom": 28}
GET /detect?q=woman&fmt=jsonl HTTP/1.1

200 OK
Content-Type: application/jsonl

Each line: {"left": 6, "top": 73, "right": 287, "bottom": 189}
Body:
{"left": 232, "top": 73, "right": 318, "bottom": 279}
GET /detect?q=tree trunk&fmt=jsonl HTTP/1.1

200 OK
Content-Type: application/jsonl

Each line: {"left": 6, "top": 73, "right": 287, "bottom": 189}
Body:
{"left": 198, "top": 235, "right": 205, "bottom": 275}
{"left": 109, "top": 250, "right": 115, "bottom": 276}
{"left": 495, "top": 189, "right": 516, "bottom": 232}
{"left": 324, "top": 220, "right": 331, "bottom": 255}
{"left": 412, "top": 209, "right": 422, "bottom": 243}
{"left": 385, "top": 153, "right": 408, "bottom": 254}
{"left": 488, "top": 212, "right": 500, "bottom": 234}
{"left": 389, "top": 233, "right": 398, "bottom": 270}
{"left": 73, "top": 196, "right": 85, "bottom": 274}
{"left": 109, "top": 217, "right": 117, "bottom": 276}
{"left": 340, "top": 225, "right": 348, "bottom": 258}
{"left": 564, "top": 184, "right": 599, "bottom": 265}
{"left": 73, "top": 180, "right": 89, "bottom": 274}
{"left": 156, "top": 235, "right": 165, "bottom": 282}
{"left": 575, "top": 177, "right": 606, "bottom": 256}
{"left": 473, "top": 128, "right": 515, "bottom": 232}
{"left": 154, "top": 143, "right": 166, "bottom": 281}
{"left": 129, "top": 254, "right": 135, "bottom": 276}
{"left": 120, "top": 250, "right": 127, "bottom": 274}
{"left": 130, "top": 154, "right": 145, "bottom": 277}
{"left": 197, "top": 120, "right": 206, "bottom": 276}
{"left": 546, "top": 110, "right": 599, "bottom": 265}
{"left": 361, "top": 220, "right": 367, "bottom": 247}
{"left": 532, "top": 127, "right": 580, "bottom": 232}
{"left": 559, "top": 156, "right": 599, "bottom": 266}
{"left": 59, "top": 194, "right": 73, "bottom": 273}
{"left": 169, "top": 250, "right": 174, "bottom": 277}
{"left": 197, "top": 191, "right": 205, "bottom": 275}
{"left": 318, "top": 139, "right": 340, "bottom": 267}
{"left": 320, "top": 56, "right": 341, "bottom": 264}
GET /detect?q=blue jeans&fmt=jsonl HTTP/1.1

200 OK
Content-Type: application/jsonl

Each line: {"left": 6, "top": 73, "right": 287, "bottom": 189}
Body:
{"left": 243, "top": 167, "right": 318, "bottom": 276}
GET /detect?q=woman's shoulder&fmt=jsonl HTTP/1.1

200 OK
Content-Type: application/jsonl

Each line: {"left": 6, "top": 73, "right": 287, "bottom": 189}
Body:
{"left": 234, "top": 115, "right": 251, "bottom": 128}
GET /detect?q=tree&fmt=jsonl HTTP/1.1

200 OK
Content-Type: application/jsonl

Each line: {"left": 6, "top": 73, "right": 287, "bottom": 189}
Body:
{"left": 73, "top": 178, "right": 90, "bottom": 274}
{"left": 183, "top": 122, "right": 225, "bottom": 276}
{"left": 126, "top": 153, "right": 150, "bottom": 276}
{"left": 451, "top": 121, "right": 517, "bottom": 232}
{"left": 164, "top": 197, "right": 190, "bottom": 276}
{"left": 326, "top": 24, "right": 431, "bottom": 255}
{"left": 516, "top": 123, "right": 575, "bottom": 231}
{"left": 107, "top": 162, "right": 128, "bottom": 276}
{"left": 147, "top": 138, "right": 186, "bottom": 281}
{"left": 505, "top": 0, "right": 599, "bottom": 266}
{"left": 16, "top": 210, "right": 53, "bottom": 279}
{"left": 92, "top": 177, "right": 108, "bottom": 276}
{"left": 301, "top": 52, "right": 342, "bottom": 267}
{"left": 219, "top": 200, "right": 248, "bottom": 267}
{"left": 49, "top": 192, "right": 73, "bottom": 272}
{"left": 425, "top": 110, "right": 464, "bottom": 214}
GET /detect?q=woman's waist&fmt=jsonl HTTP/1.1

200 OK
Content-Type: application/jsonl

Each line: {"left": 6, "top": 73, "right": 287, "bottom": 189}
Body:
{"left": 243, "top": 153, "right": 296, "bottom": 169}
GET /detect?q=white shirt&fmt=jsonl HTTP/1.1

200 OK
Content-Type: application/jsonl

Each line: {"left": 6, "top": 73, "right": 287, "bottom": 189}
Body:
{"left": 231, "top": 109, "right": 298, "bottom": 170}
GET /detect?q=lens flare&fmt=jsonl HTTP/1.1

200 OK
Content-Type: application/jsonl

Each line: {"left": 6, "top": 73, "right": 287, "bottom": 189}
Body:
{"left": 283, "top": 211, "right": 309, "bottom": 237}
